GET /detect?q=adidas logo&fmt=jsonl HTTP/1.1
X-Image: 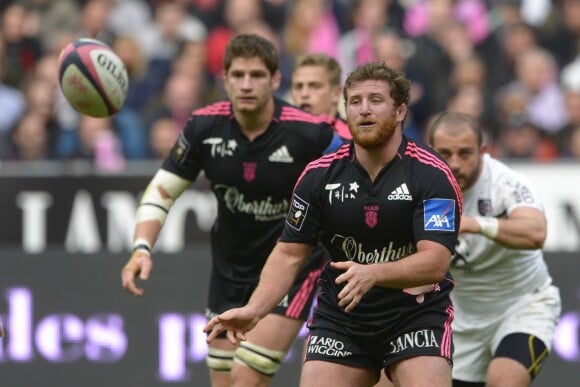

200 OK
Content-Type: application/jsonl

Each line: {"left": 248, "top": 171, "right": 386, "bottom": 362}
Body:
{"left": 268, "top": 145, "right": 294, "bottom": 163}
{"left": 388, "top": 183, "right": 413, "bottom": 201}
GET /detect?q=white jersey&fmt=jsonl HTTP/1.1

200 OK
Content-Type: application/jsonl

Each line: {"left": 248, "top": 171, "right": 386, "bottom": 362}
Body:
{"left": 451, "top": 154, "right": 552, "bottom": 328}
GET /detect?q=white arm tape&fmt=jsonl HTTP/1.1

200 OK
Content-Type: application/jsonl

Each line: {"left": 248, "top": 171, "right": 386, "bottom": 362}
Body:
{"left": 474, "top": 216, "right": 499, "bottom": 239}
{"left": 135, "top": 169, "right": 192, "bottom": 225}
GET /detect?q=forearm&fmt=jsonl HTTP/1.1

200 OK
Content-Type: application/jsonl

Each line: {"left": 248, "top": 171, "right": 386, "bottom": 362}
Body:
{"left": 464, "top": 214, "right": 546, "bottom": 250}
{"left": 373, "top": 241, "right": 450, "bottom": 288}
{"left": 488, "top": 217, "right": 545, "bottom": 249}
{"left": 133, "top": 169, "right": 192, "bottom": 248}
{"left": 246, "top": 242, "right": 311, "bottom": 319}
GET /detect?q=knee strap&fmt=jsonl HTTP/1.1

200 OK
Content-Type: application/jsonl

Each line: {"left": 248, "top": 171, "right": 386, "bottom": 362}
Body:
{"left": 234, "top": 341, "right": 286, "bottom": 376}
{"left": 206, "top": 348, "right": 235, "bottom": 372}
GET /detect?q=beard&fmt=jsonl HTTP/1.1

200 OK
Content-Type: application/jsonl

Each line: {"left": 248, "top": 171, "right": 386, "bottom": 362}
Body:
{"left": 350, "top": 118, "right": 399, "bottom": 149}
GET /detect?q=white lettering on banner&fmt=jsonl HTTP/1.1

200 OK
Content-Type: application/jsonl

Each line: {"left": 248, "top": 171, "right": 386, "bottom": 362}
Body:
{"left": 102, "top": 192, "right": 137, "bottom": 253}
{"left": 16, "top": 192, "right": 52, "bottom": 253}
{"left": 553, "top": 312, "right": 580, "bottom": 361}
{"left": 65, "top": 190, "right": 102, "bottom": 253}
{"left": 510, "top": 163, "right": 580, "bottom": 251}
{"left": 157, "top": 190, "right": 217, "bottom": 253}
{"left": 16, "top": 189, "right": 217, "bottom": 253}
{"left": 0, "top": 287, "right": 126, "bottom": 363}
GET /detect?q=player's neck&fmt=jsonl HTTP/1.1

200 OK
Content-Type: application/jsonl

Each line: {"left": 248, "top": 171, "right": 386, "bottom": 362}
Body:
{"left": 354, "top": 133, "right": 402, "bottom": 182}
{"left": 235, "top": 98, "right": 275, "bottom": 141}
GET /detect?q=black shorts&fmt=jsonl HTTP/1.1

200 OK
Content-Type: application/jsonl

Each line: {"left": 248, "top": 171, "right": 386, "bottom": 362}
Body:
{"left": 206, "top": 261, "right": 322, "bottom": 322}
{"left": 304, "top": 298, "right": 454, "bottom": 373}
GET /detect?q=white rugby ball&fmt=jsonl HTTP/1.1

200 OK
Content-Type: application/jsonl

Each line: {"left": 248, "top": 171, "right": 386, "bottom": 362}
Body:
{"left": 58, "top": 38, "right": 129, "bottom": 117}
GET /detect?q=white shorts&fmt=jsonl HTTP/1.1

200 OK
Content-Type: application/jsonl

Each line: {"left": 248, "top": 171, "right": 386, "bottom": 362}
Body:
{"left": 452, "top": 283, "right": 561, "bottom": 382}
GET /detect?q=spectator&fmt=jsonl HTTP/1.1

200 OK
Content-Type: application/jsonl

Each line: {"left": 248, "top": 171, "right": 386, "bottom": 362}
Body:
{"left": 1, "top": 3, "right": 43, "bottom": 87}
{"left": 72, "top": 115, "right": 125, "bottom": 172}
{"left": 494, "top": 47, "right": 568, "bottom": 136}
{"left": 557, "top": 56, "right": 580, "bottom": 158}
{"left": 8, "top": 111, "right": 53, "bottom": 160}
{"left": 373, "top": 28, "right": 431, "bottom": 141}
{"left": 0, "top": 37, "right": 26, "bottom": 137}
{"left": 338, "top": 0, "right": 392, "bottom": 81}
{"left": 75, "top": 0, "right": 117, "bottom": 47}
{"left": 148, "top": 116, "right": 179, "bottom": 159}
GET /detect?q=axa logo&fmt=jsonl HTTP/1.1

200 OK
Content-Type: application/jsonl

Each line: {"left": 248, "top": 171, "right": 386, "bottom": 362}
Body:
{"left": 388, "top": 183, "right": 413, "bottom": 201}
{"left": 423, "top": 198, "right": 455, "bottom": 232}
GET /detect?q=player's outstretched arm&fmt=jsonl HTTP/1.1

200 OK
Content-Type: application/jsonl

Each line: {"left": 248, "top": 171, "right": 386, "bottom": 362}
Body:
{"left": 460, "top": 207, "right": 546, "bottom": 250}
{"left": 122, "top": 168, "right": 192, "bottom": 296}
{"left": 204, "top": 241, "right": 312, "bottom": 345}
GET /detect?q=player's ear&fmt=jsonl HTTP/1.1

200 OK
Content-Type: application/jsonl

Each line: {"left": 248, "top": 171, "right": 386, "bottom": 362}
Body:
{"left": 331, "top": 85, "right": 341, "bottom": 104}
{"left": 221, "top": 69, "right": 227, "bottom": 83}
{"left": 271, "top": 70, "right": 281, "bottom": 91}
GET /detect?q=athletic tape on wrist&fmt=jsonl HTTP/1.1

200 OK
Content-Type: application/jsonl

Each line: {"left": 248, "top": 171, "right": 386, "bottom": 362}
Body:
{"left": 132, "top": 238, "right": 152, "bottom": 254}
{"left": 474, "top": 216, "right": 499, "bottom": 239}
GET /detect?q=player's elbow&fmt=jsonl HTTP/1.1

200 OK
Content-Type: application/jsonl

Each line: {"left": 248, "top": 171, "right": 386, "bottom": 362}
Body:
{"left": 430, "top": 267, "right": 448, "bottom": 283}
{"left": 528, "top": 228, "right": 546, "bottom": 249}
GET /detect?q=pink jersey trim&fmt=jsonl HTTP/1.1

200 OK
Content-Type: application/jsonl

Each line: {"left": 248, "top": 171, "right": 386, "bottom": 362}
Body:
{"left": 192, "top": 101, "right": 231, "bottom": 116}
{"left": 293, "top": 144, "right": 350, "bottom": 190}
{"left": 404, "top": 142, "right": 463, "bottom": 215}
{"left": 280, "top": 106, "right": 326, "bottom": 124}
{"left": 441, "top": 303, "right": 454, "bottom": 359}
{"left": 287, "top": 268, "right": 321, "bottom": 318}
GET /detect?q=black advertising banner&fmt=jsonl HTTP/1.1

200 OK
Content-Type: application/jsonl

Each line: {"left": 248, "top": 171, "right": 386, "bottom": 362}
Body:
{"left": 0, "top": 165, "right": 579, "bottom": 386}
{"left": 0, "top": 173, "right": 216, "bottom": 252}
{"left": 0, "top": 250, "right": 578, "bottom": 386}
{"left": 0, "top": 248, "right": 308, "bottom": 386}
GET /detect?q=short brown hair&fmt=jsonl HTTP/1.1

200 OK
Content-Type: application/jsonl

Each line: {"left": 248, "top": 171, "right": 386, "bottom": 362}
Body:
{"left": 343, "top": 61, "right": 410, "bottom": 108}
{"left": 293, "top": 53, "right": 341, "bottom": 86}
{"left": 428, "top": 111, "right": 483, "bottom": 146}
{"left": 223, "top": 34, "right": 279, "bottom": 75}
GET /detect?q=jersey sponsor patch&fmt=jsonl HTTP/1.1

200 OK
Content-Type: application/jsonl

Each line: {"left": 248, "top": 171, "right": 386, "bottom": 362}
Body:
{"left": 171, "top": 132, "right": 191, "bottom": 165}
{"left": 286, "top": 194, "right": 309, "bottom": 230}
{"left": 423, "top": 198, "right": 455, "bottom": 232}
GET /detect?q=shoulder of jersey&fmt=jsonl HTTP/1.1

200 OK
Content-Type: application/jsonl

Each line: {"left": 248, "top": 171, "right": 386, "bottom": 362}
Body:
{"left": 277, "top": 101, "right": 328, "bottom": 126}
{"left": 403, "top": 138, "right": 450, "bottom": 169}
{"left": 303, "top": 143, "right": 351, "bottom": 173}
{"left": 190, "top": 101, "right": 232, "bottom": 121}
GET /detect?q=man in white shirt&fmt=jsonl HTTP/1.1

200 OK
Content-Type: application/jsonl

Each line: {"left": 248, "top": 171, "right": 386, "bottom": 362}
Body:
{"left": 429, "top": 111, "right": 561, "bottom": 387}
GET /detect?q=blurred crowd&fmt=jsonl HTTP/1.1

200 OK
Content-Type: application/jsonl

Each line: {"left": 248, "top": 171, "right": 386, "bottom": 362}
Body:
{"left": 0, "top": 0, "right": 579, "bottom": 171}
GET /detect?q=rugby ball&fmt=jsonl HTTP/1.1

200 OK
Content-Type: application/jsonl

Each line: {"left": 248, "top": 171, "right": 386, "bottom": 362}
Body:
{"left": 58, "top": 38, "right": 129, "bottom": 117}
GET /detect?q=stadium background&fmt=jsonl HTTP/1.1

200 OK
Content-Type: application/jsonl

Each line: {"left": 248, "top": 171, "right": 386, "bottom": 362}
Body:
{"left": 1, "top": 0, "right": 580, "bottom": 386}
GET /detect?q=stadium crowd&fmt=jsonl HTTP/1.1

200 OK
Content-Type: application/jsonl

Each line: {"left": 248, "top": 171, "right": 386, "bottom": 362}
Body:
{"left": 0, "top": 0, "right": 579, "bottom": 169}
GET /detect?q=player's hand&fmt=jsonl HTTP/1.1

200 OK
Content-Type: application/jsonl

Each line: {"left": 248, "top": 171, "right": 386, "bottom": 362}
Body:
{"left": 121, "top": 251, "right": 153, "bottom": 297}
{"left": 331, "top": 261, "right": 376, "bottom": 313}
{"left": 203, "top": 308, "right": 260, "bottom": 346}
{"left": 0, "top": 322, "right": 4, "bottom": 338}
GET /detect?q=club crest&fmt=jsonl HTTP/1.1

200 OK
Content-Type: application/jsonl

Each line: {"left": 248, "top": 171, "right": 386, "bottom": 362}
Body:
{"left": 364, "top": 204, "right": 379, "bottom": 228}
{"left": 242, "top": 162, "right": 257, "bottom": 182}
{"left": 478, "top": 199, "right": 492, "bottom": 216}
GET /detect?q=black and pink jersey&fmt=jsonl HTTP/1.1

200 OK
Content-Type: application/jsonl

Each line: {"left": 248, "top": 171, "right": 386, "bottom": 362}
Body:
{"left": 281, "top": 137, "right": 462, "bottom": 333}
{"left": 162, "top": 97, "right": 343, "bottom": 284}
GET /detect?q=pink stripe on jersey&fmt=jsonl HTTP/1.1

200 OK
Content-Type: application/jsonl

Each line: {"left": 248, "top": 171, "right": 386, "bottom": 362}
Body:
{"left": 293, "top": 144, "right": 350, "bottom": 190}
{"left": 404, "top": 142, "right": 463, "bottom": 215}
{"left": 192, "top": 101, "right": 231, "bottom": 116}
{"left": 280, "top": 106, "right": 326, "bottom": 124}
{"left": 287, "top": 268, "right": 321, "bottom": 318}
{"left": 441, "top": 303, "right": 454, "bottom": 359}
